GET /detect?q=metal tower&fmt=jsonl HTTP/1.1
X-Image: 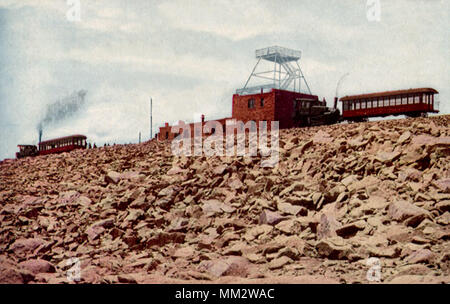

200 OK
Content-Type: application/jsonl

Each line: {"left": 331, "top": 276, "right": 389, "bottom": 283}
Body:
{"left": 236, "top": 46, "right": 311, "bottom": 95}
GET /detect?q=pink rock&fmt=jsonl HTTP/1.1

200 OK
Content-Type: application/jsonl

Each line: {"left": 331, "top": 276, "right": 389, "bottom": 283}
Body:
{"left": 317, "top": 212, "right": 341, "bottom": 240}
{"left": 105, "top": 171, "right": 121, "bottom": 184}
{"left": 86, "top": 225, "right": 105, "bottom": 241}
{"left": 259, "top": 210, "right": 286, "bottom": 225}
{"left": 167, "top": 166, "right": 185, "bottom": 175}
{"left": 10, "top": 238, "right": 45, "bottom": 255}
{"left": 228, "top": 177, "right": 244, "bottom": 190}
{"left": 18, "top": 259, "right": 55, "bottom": 275}
{"left": 173, "top": 246, "right": 195, "bottom": 259}
{"left": 198, "top": 257, "right": 250, "bottom": 278}
{"left": 435, "top": 178, "right": 450, "bottom": 193}
{"left": 407, "top": 249, "right": 436, "bottom": 264}
{"left": 388, "top": 200, "right": 429, "bottom": 227}
{"left": 312, "top": 130, "right": 333, "bottom": 144}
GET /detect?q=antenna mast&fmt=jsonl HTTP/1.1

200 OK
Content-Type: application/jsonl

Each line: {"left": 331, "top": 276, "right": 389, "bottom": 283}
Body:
{"left": 150, "top": 97, "right": 152, "bottom": 140}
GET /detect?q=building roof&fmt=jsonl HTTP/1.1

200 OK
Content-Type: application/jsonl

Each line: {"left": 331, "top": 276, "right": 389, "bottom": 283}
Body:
{"left": 340, "top": 88, "right": 438, "bottom": 101}
{"left": 39, "top": 134, "right": 86, "bottom": 145}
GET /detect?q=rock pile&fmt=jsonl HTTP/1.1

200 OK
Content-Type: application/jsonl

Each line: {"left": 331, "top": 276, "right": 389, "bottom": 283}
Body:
{"left": 0, "top": 115, "right": 449, "bottom": 284}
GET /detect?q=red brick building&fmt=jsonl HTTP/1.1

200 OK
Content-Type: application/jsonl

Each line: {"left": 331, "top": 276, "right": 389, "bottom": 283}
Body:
{"left": 232, "top": 89, "right": 322, "bottom": 130}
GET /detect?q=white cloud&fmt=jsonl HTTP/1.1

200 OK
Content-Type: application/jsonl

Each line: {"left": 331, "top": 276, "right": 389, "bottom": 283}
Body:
{"left": 158, "top": 0, "right": 286, "bottom": 41}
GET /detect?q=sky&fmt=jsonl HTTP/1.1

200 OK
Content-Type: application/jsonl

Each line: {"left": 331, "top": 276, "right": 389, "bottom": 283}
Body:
{"left": 0, "top": 0, "right": 448, "bottom": 160}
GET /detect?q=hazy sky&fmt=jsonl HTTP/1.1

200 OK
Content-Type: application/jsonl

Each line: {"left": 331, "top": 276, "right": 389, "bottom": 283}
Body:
{"left": 0, "top": 0, "right": 448, "bottom": 160}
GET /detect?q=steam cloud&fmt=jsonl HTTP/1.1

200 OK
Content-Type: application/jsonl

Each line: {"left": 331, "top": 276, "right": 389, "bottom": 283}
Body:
{"left": 37, "top": 90, "right": 87, "bottom": 142}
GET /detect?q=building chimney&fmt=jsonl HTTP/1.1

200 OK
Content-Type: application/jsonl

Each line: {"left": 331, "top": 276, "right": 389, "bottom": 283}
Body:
{"left": 201, "top": 114, "right": 205, "bottom": 123}
{"left": 165, "top": 122, "right": 169, "bottom": 127}
{"left": 334, "top": 97, "right": 338, "bottom": 109}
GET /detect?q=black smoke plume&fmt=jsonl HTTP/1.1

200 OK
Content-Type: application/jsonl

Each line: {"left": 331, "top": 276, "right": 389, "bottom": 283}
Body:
{"left": 37, "top": 90, "right": 87, "bottom": 143}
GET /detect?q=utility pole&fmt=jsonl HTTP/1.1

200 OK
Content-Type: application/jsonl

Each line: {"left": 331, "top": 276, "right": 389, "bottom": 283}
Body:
{"left": 150, "top": 97, "right": 152, "bottom": 140}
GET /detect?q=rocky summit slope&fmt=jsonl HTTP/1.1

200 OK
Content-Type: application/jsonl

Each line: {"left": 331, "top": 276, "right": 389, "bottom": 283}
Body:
{"left": 0, "top": 115, "right": 449, "bottom": 284}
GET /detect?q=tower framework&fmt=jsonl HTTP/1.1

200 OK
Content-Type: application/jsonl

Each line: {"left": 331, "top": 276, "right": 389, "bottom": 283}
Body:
{"left": 236, "top": 46, "right": 311, "bottom": 95}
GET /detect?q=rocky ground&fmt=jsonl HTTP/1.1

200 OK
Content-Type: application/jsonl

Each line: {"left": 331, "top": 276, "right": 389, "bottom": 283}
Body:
{"left": 0, "top": 115, "right": 449, "bottom": 284}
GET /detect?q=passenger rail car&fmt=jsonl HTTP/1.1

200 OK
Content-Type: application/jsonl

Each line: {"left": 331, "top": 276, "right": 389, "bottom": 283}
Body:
{"left": 340, "top": 88, "right": 439, "bottom": 122}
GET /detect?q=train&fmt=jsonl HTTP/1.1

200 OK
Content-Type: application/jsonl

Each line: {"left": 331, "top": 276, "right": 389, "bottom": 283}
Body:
{"left": 16, "top": 134, "right": 87, "bottom": 159}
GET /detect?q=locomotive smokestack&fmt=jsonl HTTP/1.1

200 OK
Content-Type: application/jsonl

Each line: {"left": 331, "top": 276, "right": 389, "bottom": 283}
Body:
{"left": 37, "top": 123, "right": 43, "bottom": 144}
{"left": 334, "top": 97, "right": 338, "bottom": 110}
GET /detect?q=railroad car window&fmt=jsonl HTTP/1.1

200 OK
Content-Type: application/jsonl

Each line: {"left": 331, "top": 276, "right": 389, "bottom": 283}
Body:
{"left": 414, "top": 96, "right": 419, "bottom": 104}
{"left": 361, "top": 100, "right": 366, "bottom": 109}
{"left": 355, "top": 101, "right": 360, "bottom": 110}
{"left": 367, "top": 100, "right": 372, "bottom": 109}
